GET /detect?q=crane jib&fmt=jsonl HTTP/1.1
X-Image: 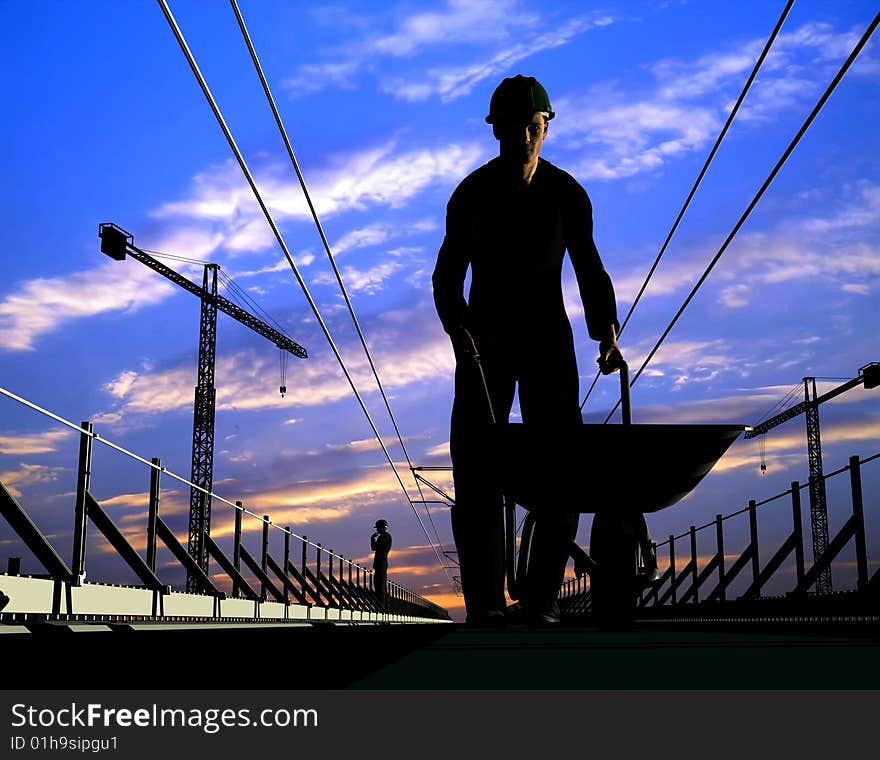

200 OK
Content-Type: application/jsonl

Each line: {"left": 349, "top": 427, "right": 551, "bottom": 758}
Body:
{"left": 98, "top": 222, "right": 308, "bottom": 358}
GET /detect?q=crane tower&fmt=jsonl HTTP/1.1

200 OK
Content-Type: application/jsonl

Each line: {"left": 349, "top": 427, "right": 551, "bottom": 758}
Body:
{"left": 745, "top": 363, "right": 879, "bottom": 594}
{"left": 99, "top": 223, "right": 307, "bottom": 592}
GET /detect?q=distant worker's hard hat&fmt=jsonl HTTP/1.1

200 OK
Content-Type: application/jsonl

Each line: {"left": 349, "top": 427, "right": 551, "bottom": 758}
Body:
{"left": 375, "top": 519, "right": 388, "bottom": 529}
{"left": 485, "top": 75, "right": 555, "bottom": 124}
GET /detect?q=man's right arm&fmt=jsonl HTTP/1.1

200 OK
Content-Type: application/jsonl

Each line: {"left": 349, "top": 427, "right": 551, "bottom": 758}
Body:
{"left": 432, "top": 191, "right": 471, "bottom": 338}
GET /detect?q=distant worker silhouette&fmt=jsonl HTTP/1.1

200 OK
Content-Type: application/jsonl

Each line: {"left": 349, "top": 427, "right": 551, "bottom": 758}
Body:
{"left": 433, "top": 74, "right": 623, "bottom": 626}
{"left": 370, "top": 519, "right": 392, "bottom": 610}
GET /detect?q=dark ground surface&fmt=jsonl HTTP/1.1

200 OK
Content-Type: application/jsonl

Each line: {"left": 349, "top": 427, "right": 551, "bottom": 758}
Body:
{"left": 3, "top": 619, "right": 878, "bottom": 689}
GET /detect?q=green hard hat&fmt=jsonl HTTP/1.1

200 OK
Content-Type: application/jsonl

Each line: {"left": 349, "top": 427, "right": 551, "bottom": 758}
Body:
{"left": 485, "top": 75, "right": 555, "bottom": 124}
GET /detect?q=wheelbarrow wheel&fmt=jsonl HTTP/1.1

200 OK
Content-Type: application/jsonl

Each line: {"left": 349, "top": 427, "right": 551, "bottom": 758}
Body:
{"left": 589, "top": 511, "right": 639, "bottom": 630}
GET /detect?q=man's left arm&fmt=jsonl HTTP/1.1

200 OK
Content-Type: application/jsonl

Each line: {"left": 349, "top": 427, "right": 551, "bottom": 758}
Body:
{"left": 562, "top": 180, "right": 622, "bottom": 372}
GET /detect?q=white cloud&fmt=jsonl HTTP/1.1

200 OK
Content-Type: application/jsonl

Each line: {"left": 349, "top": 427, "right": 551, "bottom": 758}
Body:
{"left": 557, "top": 93, "right": 720, "bottom": 180}
{"left": 98, "top": 326, "right": 454, "bottom": 420}
{"left": 284, "top": 1, "right": 542, "bottom": 96}
{"left": 0, "top": 260, "right": 175, "bottom": 352}
{"left": 384, "top": 16, "right": 611, "bottom": 102}
{"left": 315, "top": 261, "right": 404, "bottom": 294}
{"left": 0, "top": 463, "right": 65, "bottom": 499}
{"left": 285, "top": 3, "right": 612, "bottom": 102}
{"left": 556, "top": 22, "right": 876, "bottom": 181}
{"left": 333, "top": 218, "right": 438, "bottom": 255}
{"left": 282, "top": 60, "right": 362, "bottom": 95}
{"left": 155, "top": 143, "right": 481, "bottom": 240}
{"left": 0, "top": 429, "right": 73, "bottom": 456}
{"left": 564, "top": 180, "right": 880, "bottom": 321}
{"left": 0, "top": 138, "right": 478, "bottom": 351}
{"left": 371, "top": 0, "right": 537, "bottom": 57}
{"left": 334, "top": 223, "right": 393, "bottom": 254}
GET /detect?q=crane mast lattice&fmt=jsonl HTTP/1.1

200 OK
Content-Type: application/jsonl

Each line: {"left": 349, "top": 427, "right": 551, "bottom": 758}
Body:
{"left": 99, "top": 223, "right": 307, "bottom": 592}
{"left": 745, "top": 363, "right": 879, "bottom": 594}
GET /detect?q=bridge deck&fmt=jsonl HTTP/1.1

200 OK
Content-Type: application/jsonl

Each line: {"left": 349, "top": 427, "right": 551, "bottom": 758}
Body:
{"left": 3, "top": 620, "right": 877, "bottom": 689}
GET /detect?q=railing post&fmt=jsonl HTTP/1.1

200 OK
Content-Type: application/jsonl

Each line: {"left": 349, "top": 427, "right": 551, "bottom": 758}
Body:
{"left": 689, "top": 525, "right": 698, "bottom": 604}
{"left": 146, "top": 457, "right": 161, "bottom": 574}
{"left": 283, "top": 528, "right": 291, "bottom": 605}
{"left": 232, "top": 501, "right": 243, "bottom": 598}
{"left": 791, "top": 482, "right": 805, "bottom": 588}
{"left": 261, "top": 515, "right": 270, "bottom": 601}
{"left": 749, "top": 499, "right": 760, "bottom": 590}
{"left": 849, "top": 456, "right": 869, "bottom": 590}
{"left": 301, "top": 536, "right": 309, "bottom": 602}
{"left": 316, "top": 543, "right": 323, "bottom": 605}
{"left": 71, "top": 421, "right": 94, "bottom": 585}
{"left": 669, "top": 534, "right": 676, "bottom": 604}
{"left": 328, "top": 550, "right": 335, "bottom": 608}
{"left": 715, "top": 515, "right": 725, "bottom": 603}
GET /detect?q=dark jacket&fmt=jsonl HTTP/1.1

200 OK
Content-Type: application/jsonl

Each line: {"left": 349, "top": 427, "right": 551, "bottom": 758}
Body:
{"left": 432, "top": 157, "right": 618, "bottom": 347}
{"left": 371, "top": 531, "right": 392, "bottom": 569}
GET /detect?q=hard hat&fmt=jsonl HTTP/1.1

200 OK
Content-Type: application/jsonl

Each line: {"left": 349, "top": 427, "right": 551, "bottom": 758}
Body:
{"left": 485, "top": 75, "right": 555, "bottom": 124}
{"left": 375, "top": 519, "right": 388, "bottom": 529}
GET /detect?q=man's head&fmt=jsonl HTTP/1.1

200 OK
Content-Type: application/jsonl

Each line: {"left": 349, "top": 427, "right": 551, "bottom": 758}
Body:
{"left": 375, "top": 519, "right": 388, "bottom": 532}
{"left": 486, "top": 75, "right": 554, "bottom": 166}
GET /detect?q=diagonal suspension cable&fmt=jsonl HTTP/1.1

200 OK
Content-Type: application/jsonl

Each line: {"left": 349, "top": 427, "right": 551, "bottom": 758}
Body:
{"left": 580, "top": 0, "right": 796, "bottom": 411}
{"left": 228, "top": 0, "right": 449, "bottom": 562}
{"left": 602, "top": 10, "right": 880, "bottom": 424}
{"left": 156, "top": 0, "right": 451, "bottom": 579}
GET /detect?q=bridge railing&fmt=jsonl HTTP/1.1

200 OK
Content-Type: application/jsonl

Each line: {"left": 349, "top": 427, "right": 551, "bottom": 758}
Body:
{"left": 0, "top": 386, "right": 449, "bottom": 623}
{"left": 559, "top": 451, "right": 879, "bottom": 620}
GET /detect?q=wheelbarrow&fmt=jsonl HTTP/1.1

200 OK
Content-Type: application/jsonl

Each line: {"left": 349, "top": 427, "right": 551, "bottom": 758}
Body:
{"left": 464, "top": 330, "right": 746, "bottom": 627}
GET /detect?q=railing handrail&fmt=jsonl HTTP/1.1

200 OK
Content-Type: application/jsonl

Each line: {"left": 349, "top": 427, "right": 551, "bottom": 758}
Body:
{"left": 0, "top": 384, "right": 439, "bottom": 611}
{"left": 653, "top": 451, "right": 879, "bottom": 548}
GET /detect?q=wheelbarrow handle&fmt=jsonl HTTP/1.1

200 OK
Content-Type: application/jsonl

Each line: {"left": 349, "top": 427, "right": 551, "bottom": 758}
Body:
{"left": 465, "top": 327, "right": 632, "bottom": 425}
{"left": 619, "top": 360, "right": 632, "bottom": 426}
{"left": 462, "top": 328, "right": 497, "bottom": 424}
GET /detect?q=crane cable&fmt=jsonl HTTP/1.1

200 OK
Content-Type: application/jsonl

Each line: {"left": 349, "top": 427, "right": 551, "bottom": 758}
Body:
{"left": 156, "top": 0, "right": 451, "bottom": 580}
{"left": 602, "top": 9, "right": 880, "bottom": 424}
{"left": 580, "top": 0, "right": 796, "bottom": 412}
{"left": 228, "top": 0, "right": 449, "bottom": 565}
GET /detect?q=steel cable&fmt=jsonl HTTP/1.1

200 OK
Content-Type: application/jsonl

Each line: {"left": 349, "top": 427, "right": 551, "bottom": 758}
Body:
{"left": 156, "top": 0, "right": 450, "bottom": 579}
{"left": 580, "top": 0, "right": 796, "bottom": 411}
{"left": 228, "top": 0, "right": 450, "bottom": 571}
{"left": 602, "top": 9, "right": 880, "bottom": 424}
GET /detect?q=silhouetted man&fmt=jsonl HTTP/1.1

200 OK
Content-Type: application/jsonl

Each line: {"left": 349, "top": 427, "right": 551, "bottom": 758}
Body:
{"left": 370, "top": 519, "right": 392, "bottom": 610}
{"left": 433, "top": 75, "right": 623, "bottom": 625}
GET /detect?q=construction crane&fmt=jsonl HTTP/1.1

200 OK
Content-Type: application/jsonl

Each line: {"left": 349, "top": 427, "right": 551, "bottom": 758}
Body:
{"left": 744, "top": 362, "right": 879, "bottom": 594}
{"left": 98, "top": 223, "right": 308, "bottom": 592}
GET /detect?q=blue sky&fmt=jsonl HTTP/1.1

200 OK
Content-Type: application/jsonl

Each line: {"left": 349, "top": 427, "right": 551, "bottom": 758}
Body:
{"left": 1, "top": 0, "right": 879, "bottom": 620}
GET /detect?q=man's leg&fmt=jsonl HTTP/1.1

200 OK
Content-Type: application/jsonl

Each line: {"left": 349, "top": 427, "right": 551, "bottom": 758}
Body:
{"left": 450, "top": 349, "right": 515, "bottom": 620}
{"left": 374, "top": 566, "right": 387, "bottom": 610}
{"left": 516, "top": 336, "right": 581, "bottom": 620}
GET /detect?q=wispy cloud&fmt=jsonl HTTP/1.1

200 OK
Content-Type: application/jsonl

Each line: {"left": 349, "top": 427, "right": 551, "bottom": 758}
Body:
{"left": 154, "top": 142, "right": 481, "bottom": 248}
{"left": 284, "top": 2, "right": 614, "bottom": 103}
{"left": 0, "top": 463, "right": 66, "bottom": 499}
{"left": 564, "top": 179, "right": 880, "bottom": 330}
{"left": 0, "top": 260, "right": 175, "bottom": 352}
{"left": 314, "top": 261, "right": 403, "bottom": 294}
{"left": 382, "top": 16, "right": 613, "bottom": 103}
{"left": 98, "top": 323, "right": 453, "bottom": 421}
{"left": 557, "top": 22, "right": 875, "bottom": 181}
{"left": 0, "top": 139, "right": 477, "bottom": 351}
{"left": 283, "top": 0, "right": 545, "bottom": 96}
{"left": 0, "top": 429, "right": 73, "bottom": 456}
{"left": 333, "top": 218, "right": 437, "bottom": 255}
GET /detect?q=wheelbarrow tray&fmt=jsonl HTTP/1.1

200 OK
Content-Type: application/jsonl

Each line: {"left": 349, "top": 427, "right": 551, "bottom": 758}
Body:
{"left": 492, "top": 422, "right": 745, "bottom": 513}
